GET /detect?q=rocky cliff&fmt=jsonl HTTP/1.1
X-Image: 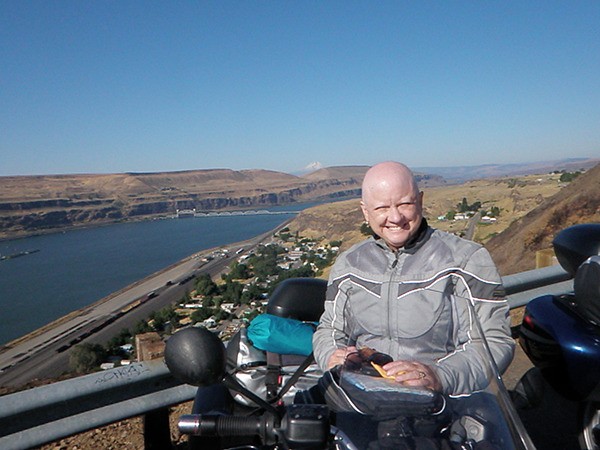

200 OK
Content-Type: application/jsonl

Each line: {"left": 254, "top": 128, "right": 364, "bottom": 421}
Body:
{"left": 0, "top": 168, "right": 375, "bottom": 239}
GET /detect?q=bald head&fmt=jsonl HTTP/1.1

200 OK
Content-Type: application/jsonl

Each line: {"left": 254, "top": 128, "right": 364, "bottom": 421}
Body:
{"left": 360, "top": 161, "right": 424, "bottom": 251}
{"left": 362, "top": 162, "right": 419, "bottom": 205}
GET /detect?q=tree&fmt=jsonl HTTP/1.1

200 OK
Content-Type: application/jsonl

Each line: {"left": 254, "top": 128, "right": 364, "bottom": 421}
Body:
{"left": 134, "top": 319, "right": 153, "bottom": 335}
{"left": 241, "top": 283, "right": 266, "bottom": 303}
{"left": 251, "top": 252, "right": 280, "bottom": 278}
{"left": 202, "top": 295, "right": 216, "bottom": 308}
{"left": 229, "top": 262, "right": 250, "bottom": 280}
{"left": 279, "top": 232, "right": 292, "bottom": 241}
{"left": 180, "top": 291, "right": 191, "bottom": 304}
{"left": 106, "top": 328, "right": 132, "bottom": 354}
{"left": 195, "top": 273, "right": 218, "bottom": 296}
{"left": 191, "top": 308, "right": 214, "bottom": 323}
{"left": 276, "top": 265, "right": 314, "bottom": 285}
{"left": 151, "top": 305, "right": 179, "bottom": 332}
{"left": 214, "top": 308, "right": 231, "bottom": 321}
{"left": 560, "top": 171, "right": 581, "bottom": 182}
{"left": 69, "top": 343, "right": 106, "bottom": 373}
{"left": 221, "top": 281, "right": 244, "bottom": 304}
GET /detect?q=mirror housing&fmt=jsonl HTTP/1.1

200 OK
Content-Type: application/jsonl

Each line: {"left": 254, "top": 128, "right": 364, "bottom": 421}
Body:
{"left": 267, "top": 277, "right": 327, "bottom": 322}
{"left": 165, "top": 327, "right": 226, "bottom": 387}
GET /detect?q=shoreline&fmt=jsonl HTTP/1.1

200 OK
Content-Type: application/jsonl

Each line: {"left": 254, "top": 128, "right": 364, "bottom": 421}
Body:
{"left": 0, "top": 214, "right": 178, "bottom": 243}
{"left": 0, "top": 199, "right": 344, "bottom": 243}
{"left": 0, "top": 217, "right": 294, "bottom": 352}
{"left": 0, "top": 202, "right": 316, "bottom": 243}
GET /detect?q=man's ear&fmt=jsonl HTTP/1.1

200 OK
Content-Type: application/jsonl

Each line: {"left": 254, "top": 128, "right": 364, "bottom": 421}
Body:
{"left": 360, "top": 201, "right": 369, "bottom": 222}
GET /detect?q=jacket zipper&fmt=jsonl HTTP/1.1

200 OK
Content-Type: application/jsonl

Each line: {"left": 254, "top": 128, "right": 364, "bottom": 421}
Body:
{"left": 387, "top": 252, "right": 400, "bottom": 343}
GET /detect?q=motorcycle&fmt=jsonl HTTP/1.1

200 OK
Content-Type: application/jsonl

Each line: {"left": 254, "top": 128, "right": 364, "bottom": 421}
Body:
{"left": 518, "top": 223, "right": 600, "bottom": 449}
{"left": 165, "top": 277, "right": 534, "bottom": 449}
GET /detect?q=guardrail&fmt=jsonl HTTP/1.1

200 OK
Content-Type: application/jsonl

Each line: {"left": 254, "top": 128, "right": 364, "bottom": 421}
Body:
{"left": 0, "top": 265, "right": 574, "bottom": 450}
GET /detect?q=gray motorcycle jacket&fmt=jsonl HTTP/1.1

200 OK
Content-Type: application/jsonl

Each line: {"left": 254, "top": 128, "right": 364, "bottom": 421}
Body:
{"left": 313, "top": 225, "right": 515, "bottom": 397}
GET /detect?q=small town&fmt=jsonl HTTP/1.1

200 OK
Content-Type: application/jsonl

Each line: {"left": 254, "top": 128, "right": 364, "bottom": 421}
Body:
{"left": 75, "top": 225, "right": 342, "bottom": 373}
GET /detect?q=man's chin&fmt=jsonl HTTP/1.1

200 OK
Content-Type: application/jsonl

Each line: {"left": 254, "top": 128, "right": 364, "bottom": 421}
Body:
{"left": 382, "top": 233, "right": 410, "bottom": 250}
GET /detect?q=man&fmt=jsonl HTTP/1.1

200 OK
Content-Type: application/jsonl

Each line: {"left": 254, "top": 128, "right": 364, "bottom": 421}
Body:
{"left": 312, "top": 161, "right": 514, "bottom": 396}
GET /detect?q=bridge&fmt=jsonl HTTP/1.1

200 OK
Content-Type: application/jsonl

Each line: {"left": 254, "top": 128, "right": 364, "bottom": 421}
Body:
{"left": 176, "top": 209, "right": 299, "bottom": 218}
{"left": 0, "top": 264, "right": 573, "bottom": 449}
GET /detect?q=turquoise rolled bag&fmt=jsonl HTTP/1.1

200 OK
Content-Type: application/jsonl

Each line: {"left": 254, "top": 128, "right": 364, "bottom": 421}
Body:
{"left": 247, "top": 313, "right": 317, "bottom": 356}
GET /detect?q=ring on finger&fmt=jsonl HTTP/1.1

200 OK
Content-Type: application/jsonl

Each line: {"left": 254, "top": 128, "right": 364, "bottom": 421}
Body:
{"left": 418, "top": 371, "right": 426, "bottom": 379}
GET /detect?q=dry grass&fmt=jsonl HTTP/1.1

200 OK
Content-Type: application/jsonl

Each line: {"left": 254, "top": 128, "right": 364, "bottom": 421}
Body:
{"left": 423, "top": 173, "right": 564, "bottom": 244}
{"left": 287, "top": 172, "right": 566, "bottom": 253}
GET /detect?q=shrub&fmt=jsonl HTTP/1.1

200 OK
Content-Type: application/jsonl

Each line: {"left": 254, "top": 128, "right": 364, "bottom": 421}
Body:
{"left": 69, "top": 343, "right": 106, "bottom": 374}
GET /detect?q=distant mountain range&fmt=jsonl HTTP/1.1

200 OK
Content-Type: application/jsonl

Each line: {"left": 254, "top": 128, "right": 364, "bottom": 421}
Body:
{"left": 0, "top": 157, "right": 597, "bottom": 240}
{"left": 414, "top": 157, "right": 599, "bottom": 183}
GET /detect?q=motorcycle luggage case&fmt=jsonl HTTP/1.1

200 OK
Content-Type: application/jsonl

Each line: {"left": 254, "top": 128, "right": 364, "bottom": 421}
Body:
{"left": 553, "top": 223, "right": 600, "bottom": 276}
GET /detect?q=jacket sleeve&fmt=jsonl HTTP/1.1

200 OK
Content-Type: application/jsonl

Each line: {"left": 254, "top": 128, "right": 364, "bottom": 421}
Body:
{"left": 312, "top": 260, "right": 352, "bottom": 371}
{"left": 434, "top": 247, "right": 515, "bottom": 396}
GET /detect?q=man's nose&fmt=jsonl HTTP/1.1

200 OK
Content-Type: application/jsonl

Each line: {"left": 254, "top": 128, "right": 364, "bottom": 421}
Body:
{"left": 388, "top": 206, "right": 404, "bottom": 222}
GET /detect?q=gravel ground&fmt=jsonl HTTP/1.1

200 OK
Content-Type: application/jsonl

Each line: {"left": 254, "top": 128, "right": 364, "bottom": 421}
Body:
{"left": 40, "top": 401, "right": 193, "bottom": 450}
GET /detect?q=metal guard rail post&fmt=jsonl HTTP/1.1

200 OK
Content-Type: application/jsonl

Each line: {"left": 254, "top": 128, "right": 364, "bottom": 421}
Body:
{"left": 0, "top": 265, "right": 574, "bottom": 450}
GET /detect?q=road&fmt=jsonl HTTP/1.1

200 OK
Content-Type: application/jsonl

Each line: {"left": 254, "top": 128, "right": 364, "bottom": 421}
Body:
{"left": 0, "top": 226, "right": 281, "bottom": 389}
{"left": 464, "top": 211, "right": 481, "bottom": 240}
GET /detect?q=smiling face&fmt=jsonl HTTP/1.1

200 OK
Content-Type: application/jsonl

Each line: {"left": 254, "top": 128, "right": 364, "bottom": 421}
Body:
{"left": 360, "top": 162, "right": 424, "bottom": 251}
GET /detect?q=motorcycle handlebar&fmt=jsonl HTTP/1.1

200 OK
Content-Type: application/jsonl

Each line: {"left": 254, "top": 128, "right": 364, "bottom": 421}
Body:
{"left": 179, "top": 413, "right": 276, "bottom": 439}
{"left": 178, "top": 404, "right": 332, "bottom": 449}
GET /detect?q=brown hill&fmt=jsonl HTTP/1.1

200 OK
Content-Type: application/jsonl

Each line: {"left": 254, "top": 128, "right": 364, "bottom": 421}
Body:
{"left": 485, "top": 163, "right": 600, "bottom": 275}
{"left": 2, "top": 162, "right": 592, "bottom": 247}
{"left": 0, "top": 167, "right": 366, "bottom": 239}
{"left": 0, "top": 164, "right": 452, "bottom": 240}
{"left": 301, "top": 165, "right": 369, "bottom": 181}
{"left": 286, "top": 167, "right": 598, "bottom": 276}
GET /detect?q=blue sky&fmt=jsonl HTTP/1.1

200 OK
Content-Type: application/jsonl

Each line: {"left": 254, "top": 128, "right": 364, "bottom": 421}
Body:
{"left": 1, "top": 1, "right": 599, "bottom": 176}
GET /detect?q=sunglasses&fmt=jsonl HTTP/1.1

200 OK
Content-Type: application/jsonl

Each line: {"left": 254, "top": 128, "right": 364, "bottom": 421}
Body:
{"left": 343, "top": 349, "right": 393, "bottom": 372}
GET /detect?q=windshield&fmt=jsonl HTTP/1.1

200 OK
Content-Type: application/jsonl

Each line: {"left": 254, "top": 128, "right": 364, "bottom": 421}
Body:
{"left": 327, "top": 285, "right": 534, "bottom": 450}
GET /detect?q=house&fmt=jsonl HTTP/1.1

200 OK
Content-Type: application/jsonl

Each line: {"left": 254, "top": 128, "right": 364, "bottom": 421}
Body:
{"left": 220, "top": 302, "right": 235, "bottom": 313}
{"left": 481, "top": 216, "right": 497, "bottom": 223}
{"left": 119, "top": 344, "right": 134, "bottom": 353}
{"left": 203, "top": 317, "right": 217, "bottom": 328}
{"left": 288, "top": 250, "right": 304, "bottom": 260}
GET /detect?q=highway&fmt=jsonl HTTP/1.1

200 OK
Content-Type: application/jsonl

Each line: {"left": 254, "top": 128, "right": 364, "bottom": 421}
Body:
{"left": 0, "top": 226, "right": 282, "bottom": 389}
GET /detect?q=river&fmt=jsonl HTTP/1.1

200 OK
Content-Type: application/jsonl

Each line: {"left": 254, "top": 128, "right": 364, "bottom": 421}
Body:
{"left": 0, "top": 207, "right": 311, "bottom": 346}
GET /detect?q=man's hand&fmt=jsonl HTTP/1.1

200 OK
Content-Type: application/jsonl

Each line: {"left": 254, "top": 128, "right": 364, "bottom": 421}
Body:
{"left": 326, "top": 346, "right": 357, "bottom": 370}
{"left": 381, "top": 360, "right": 443, "bottom": 392}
